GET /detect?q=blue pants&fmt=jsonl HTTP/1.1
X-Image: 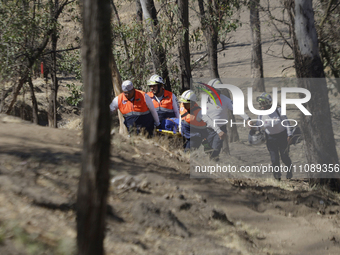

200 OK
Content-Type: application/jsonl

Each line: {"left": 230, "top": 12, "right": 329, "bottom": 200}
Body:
{"left": 183, "top": 137, "right": 203, "bottom": 152}
{"left": 206, "top": 125, "right": 227, "bottom": 159}
{"left": 124, "top": 113, "right": 154, "bottom": 137}
{"left": 266, "top": 130, "right": 292, "bottom": 177}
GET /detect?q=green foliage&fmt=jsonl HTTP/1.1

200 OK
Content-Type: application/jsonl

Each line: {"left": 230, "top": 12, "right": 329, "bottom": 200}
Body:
{"left": 0, "top": 1, "right": 54, "bottom": 82}
{"left": 65, "top": 83, "right": 83, "bottom": 106}
{"left": 195, "top": 0, "right": 241, "bottom": 47}
{"left": 59, "top": 47, "right": 82, "bottom": 81}
{"left": 112, "top": 20, "right": 151, "bottom": 91}
{"left": 100, "top": 0, "right": 241, "bottom": 98}
{"left": 112, "top": 0, "right": 196, "bottom": 97}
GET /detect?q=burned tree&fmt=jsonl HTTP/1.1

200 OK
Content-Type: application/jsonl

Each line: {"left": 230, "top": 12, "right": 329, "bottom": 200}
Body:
{"left": 76, "top": 0, "right": 112, "bottom": 254}
{"left": 286, "top": 0, "right": 340, "bottom": 190}
{"left": 250, "top": 0, "right": 265, "bottom": 91}
{"left": 178, "top": 0, "right": 192, "bottom": 92}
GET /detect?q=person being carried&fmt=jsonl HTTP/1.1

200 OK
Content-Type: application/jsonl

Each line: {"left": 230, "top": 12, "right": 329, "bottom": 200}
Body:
{"left": 202, "top": 79, "right": 251, "bottom": 160}
{"left": 252, "top": 92, "right": 293, "bottom": 180}
{"left": 179, "top": 90, "right": 208, "bottom": 151}
{"left": 146, "top": 74, "right": 180, "bottom": 129}
{"left": 110, "top": 80, "right": 160, "bottom": 136}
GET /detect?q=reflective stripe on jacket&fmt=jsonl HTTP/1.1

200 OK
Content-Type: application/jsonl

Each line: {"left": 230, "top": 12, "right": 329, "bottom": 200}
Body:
{"left": 147, "top": 90, "right": 176, "bottom": 121}
{"left": 118, "top": 89, "right": 154, "bottom": 132}
{"left": 118, "top": 89, "right": 150, "bottom": 117}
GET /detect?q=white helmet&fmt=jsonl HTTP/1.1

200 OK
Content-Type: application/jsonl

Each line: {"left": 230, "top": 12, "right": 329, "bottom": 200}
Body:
{"left": 207, "top": 78, "right": 222, "bottom": 87}
{"left": 147, "top": 74, "right": 164, "bottom": 86}
{"left": 256, "top": 92, "right": 272, "bottom": 107}
{"left": 207, "top": 78, "right": 222, "bottom": 94}
{"left": 122, "top": 80, "right": 134, "bottom": 92}
{"left": 180, "top": 90, "right": 196, "bottom": 103}
{"left": 248, "top": 129, "right": 266, "bottom": 145}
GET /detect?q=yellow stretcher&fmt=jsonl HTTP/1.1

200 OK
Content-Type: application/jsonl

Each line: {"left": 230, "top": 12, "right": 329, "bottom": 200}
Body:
{"left": 156, "top": 129, "right": 182, "bottom": 137}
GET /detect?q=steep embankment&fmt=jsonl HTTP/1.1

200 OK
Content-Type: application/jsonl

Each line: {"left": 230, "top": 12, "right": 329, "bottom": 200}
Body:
{"left": 1, "top": 115, "right": 340, "bottom": 254}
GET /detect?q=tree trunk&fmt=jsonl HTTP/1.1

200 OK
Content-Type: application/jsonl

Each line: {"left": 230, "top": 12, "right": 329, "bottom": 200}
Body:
{"left": 136, "top": 0, "right": 143, "bottom": 22}
{"left": 198, "top": 0, "right": 239, "bottom": 144}
{"left": 48, "top": 0, "right": 59, "bottom": 128}
{"left": 110, "top": 51, "right": 128, "bottom": 135}
{"left": 250, "top": 0, "right": 265, "bottom": 92}
{"left": 287, "top": 0, "right": 340, "bottom": 191}
{"left": 140, "top": 0, "right": 171, "bottom": 91}
{"left": 28, "top": 76, "right": 39, "bottom": 124}
{"left": 178, "top": 0, "right": 192, "bottom": 92}
{"left": 198, "top": 0, "right": 219, "bottom": 78}
{"left": 5, "top": 76, "right": 26, "bottom": 115}
{"left": 48, "top": 45, "right": 58, "bottom": 128}
{"left": 206, "top": 30, "right": 219, "bottom": 78}
{"left": 76, "top": 0, "right": 112, "bottom": 254}
{"left": 135, "top": 0, "right": 145, "bottom": 79}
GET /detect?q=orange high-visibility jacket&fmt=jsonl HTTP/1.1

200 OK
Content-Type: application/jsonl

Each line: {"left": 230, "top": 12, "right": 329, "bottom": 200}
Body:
{"left": 118, "top": 89, "right": 150, "bottom": 117}
{"left": 180, "top": 102, "right": 206, "bottom": 139}
{"left": 117, "top": 89, "right": 155, "bottom": 133}
{"left": 180, "top": 102, "right": 206, "bottom": 127}
{"left": 147, "top": 90, "right": 176, "bottom": 121}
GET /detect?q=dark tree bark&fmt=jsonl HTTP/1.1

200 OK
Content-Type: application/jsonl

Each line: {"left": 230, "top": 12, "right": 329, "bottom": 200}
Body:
{"left": 250, "top": 0, "right": 265, "bottom": 92}
{"left": 198, "top": 0, "right": 239, "bottom": 145}
{"left": 28, "top": 76, "right": 39, "bottom": 124}
{"left": 136, "top": 0, "right": 143, "bottom": 22}
{"left": 48, "top": 0, "right": 59, "bottom": 128}
{"left": 198, "top": 1, "right": 239, "bottom": 143}
{"left": 140, "top": 0, "right": 171, "bottom": 91}
{"left": 76, "top": 0, "right": 112, "bottom": 254}
{"left": 178, "top": 0, "right": 192, "bottom": 92}
{"left": 48, "top": 1, "right": 58, "bottom": 128}
{"left": 287, "top": 0, "right": 340, "bottom": 191}
{"left": 135, "top": 0, "right": 145, "bottom": 78}
{"left": 198, "top": 0, "right": 219, "bottom": 78}
{"left": 198, "top": 0, "right": 239, "bottom": 143}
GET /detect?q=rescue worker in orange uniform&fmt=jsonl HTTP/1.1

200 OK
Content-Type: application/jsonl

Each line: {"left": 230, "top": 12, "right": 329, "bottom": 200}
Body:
{"left": 110, "top": 80, "right": 160, "bottom": 136}
{"left": 146, "top": 74, "right": 180, "bottom": 129}
{"left": 179, "top": 90, "right": 207, "bottom": 151}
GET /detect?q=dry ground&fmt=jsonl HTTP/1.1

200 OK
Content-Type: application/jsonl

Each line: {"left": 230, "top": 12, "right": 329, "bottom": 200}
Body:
{"left": 1, "top": 111, "right": 340, "bottom": 255}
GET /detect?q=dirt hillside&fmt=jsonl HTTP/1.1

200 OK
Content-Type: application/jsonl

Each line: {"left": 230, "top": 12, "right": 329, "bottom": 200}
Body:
{"left": 1, "top": 1, "right": 340, "bottom": 255}
{"left": 1, "top": 112, "right": 340, "bottom": 255}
